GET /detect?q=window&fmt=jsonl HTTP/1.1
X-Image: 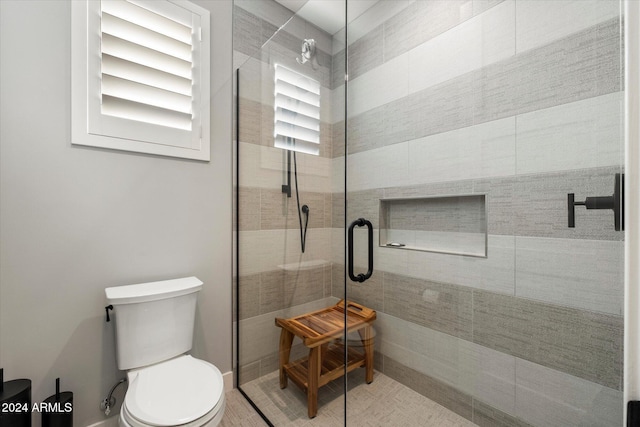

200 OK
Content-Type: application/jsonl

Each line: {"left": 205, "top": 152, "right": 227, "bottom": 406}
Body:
{"left": 273, "top": 64, "right": 320, "bottom": 156}
{"left": 72, "top": 0, "right": 210, "bottom": 161}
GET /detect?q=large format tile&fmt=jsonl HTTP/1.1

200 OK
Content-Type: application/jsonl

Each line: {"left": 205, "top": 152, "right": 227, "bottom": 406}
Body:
{"left": 238, "top": 297, "right": 337, "bottom": 366}
{"left": 346, "top": 23, "right": 384, "bottom": 84}
{"left": 344, "top": 115, "right": 516, "bottom": 192}
{"left": 515, "top": 0, "right": 621, "bottom": 54}
{"left": 473, "top": 291, "right": 623, "bottom": 389}
{"left": 383, "top": 273, "right": 473, "bottom": 341}
{"left": 515, "top": 236, "right": 624, "bottom": 315}
{"left": 382, "top": 195, "right": 485, "bottom": 233}
{"left": 348, "top": 52, "right": 408, "bottom": 118}
{"left": 383, "top": 356, "right": 473, "bottom": 421}
{"left": 344, "top": 18, "right": 621, "bottom": 157}
{"left": 238, "top": 228, "right": 332, "bottom": 276}
{"left": 376, "top": 312, "right": 517, "bottom": 416}
{"left": 346, "top": 0, "right": 411, "bottom": 47}
{"left": 515, "top": 92, "right": 623, "bottom": 175}
{"left": 407, "top": 117, "right": 516, "bottom": 187}
{"left": 473, "top": 18, "right": 620, "bottom": 123}
{"left": 472, "top": 399, "right": 532, "bottom": 427}
{"left": 512, "top": 166, "right": 623, "bottom": 241}
{"left": 383, "top": 0, "right": 473, "bottom": 66}
{"left": 347, "top": 141, "right": 410, "bottom": 191}
{"left": 403, "top": 235, "right": 516, "bottom": 295}
{"left": 407, "top": 1, "right": 515, "bottom": 94}
{"left": 515, "top": 358, "right": 623, "bottom": 427}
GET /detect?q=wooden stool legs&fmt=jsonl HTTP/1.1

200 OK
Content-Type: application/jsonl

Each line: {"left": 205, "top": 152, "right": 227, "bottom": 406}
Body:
{"left": 358, "top": 325, "right": 374, "bottom": 384}
{"left": 279, "top": 329, "right": 294, "bottom": 389}
{"left": 307, "top": 346, "right": 321, "bottom": 418}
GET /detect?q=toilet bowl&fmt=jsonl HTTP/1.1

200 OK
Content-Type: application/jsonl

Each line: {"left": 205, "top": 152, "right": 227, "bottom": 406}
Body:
{"left": 106, "top": 277, "right": 225, "bottom": 427}
{"left": 118, "top": 355, "right": 225, "bottom": 427}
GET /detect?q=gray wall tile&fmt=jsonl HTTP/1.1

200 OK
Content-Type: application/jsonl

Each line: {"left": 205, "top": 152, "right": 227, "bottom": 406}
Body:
{"left": 347, "top": 268, "right": 384, "bottom": 312}
{"left": 513, "top": 166, "right": 623, "bottom": 241}
{"left": 345, "top": 18, "right": 621, "bottom": 157}
{"left": 347, "top": 24, "right": 383, "bottom": 81}
{"left": 238, "top": 272, "right": 261, "bottom": 320}
{"left": 383, "top": 1, "right": 473, "bottom": 65}
{"left": 473, "top": 399, "right": 533, "bottom": 427}
{"left": 258, "top": 266, "right": 326, "bottom": 315}
{"left": 382, "top": 195, "right": 486, "bottom": 233}
{"left": 238, "top": 186, "right": 261, "bottom": 232}
{"left": 473, "top": 291, "right": 623, "bottom": 390}
{"left": 383, "top": 273, "right": 473, "bottom": 340}
{"left": 383, "top": 355, "right": 474, "bottom": 421}
{"left": 260, "top": 188, "right": 326, "bottom": 230}
{"left": 233, "top": 6, "right": 265, "bottom": 58}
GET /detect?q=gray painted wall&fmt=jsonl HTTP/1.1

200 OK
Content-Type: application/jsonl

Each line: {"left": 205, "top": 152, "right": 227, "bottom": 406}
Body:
{"left": 0, "top": 1, "right": 233, "bottom": 426}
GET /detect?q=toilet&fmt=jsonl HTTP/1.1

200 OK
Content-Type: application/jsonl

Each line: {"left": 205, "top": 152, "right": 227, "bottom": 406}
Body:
{"left": 105, "top": 277, "right": 225, "bottom": 427}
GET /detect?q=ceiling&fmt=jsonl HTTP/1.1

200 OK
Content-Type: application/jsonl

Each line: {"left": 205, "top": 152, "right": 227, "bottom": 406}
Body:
{"left": 275, "top": 0, "right": 380, "bottom": 35}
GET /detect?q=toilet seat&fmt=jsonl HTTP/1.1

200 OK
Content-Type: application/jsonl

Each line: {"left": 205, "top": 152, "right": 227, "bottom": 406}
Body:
{"left": 121, "top": 355, "right": 224, "bottom": 427}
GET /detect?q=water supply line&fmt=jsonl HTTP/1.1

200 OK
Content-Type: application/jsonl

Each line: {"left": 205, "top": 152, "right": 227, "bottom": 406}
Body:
{"left": 100, "top": 377, "right": 127, "bottom": 416}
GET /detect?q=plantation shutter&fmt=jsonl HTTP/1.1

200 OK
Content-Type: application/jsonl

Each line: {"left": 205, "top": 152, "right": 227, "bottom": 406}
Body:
{"left": 100, "top": 0, "right": 194, "bottom": 130}
{"left": 72, "top": 0, "right": 210, "bottom": 160}
{"left": 273, "top": 64, "right": 321, "bottom": 156}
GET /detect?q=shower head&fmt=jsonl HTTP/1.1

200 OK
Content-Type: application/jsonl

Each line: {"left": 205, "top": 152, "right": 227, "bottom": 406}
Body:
{"left": 296, "top": 39, "right": 319, "bottom": 70}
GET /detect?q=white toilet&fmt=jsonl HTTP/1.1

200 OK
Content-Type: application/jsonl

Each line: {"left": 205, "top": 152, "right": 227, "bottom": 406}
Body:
{"left": 105, "top": 277, "right": 225, "bottom": 427}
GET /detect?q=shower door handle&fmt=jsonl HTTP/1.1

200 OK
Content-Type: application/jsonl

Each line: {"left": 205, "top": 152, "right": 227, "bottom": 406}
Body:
{"left": 348, "top": 218, "right": 374, "bottom": 283}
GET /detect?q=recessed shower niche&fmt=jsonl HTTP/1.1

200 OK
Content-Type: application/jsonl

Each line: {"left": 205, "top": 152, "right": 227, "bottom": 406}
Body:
{"left": 379, "top": 194, "right": 487, "bottom": 257}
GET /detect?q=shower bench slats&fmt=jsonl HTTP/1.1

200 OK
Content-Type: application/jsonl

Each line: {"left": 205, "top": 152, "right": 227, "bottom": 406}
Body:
{"left": 275, "top": 300, "right": 376, "bottom": 418}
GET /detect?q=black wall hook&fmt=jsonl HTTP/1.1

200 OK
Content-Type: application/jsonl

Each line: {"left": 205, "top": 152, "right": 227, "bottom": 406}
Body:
{"left": 105, "top": 305, "right": 113, "bottom": 322}
{"left": 568, "top": 173, "right": 624, "bottom": 231}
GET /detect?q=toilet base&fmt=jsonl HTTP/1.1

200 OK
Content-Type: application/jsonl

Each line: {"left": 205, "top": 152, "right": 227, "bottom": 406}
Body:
{"left": 119, "top": 392, "right": 225, "bottom": 427}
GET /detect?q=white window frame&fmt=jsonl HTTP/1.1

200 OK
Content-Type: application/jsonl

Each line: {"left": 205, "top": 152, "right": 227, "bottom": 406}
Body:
{"left": 72, "top": 0, "right": 210, "bottom": 161}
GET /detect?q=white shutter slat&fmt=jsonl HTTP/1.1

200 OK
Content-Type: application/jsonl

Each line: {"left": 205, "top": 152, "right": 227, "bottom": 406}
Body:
{"left": 102, "top": 95, "right": 192, "bottom": 131}
{"left": 102, "top": 74, "right": 192, "bottom": 114}
{"left": 275, "top": 108, "right": 319, "bottom": 132}
{"left": 274, "top": 122, "right": 319, "bottom": 143}
{"left": 273, "top": 64, "right": 321, "bottom": 156}
{"left": 275, "top": 65, "right": 320, "bottom": 95}
{"left": 100, "top": 0, "right": 195, "bottom": 131}
{"left": 102, "top": 0, "right": 191, "bottom": 44}
{"left": 274, "top": 79, "right": 320, "bottom": 106}
{"left": 274, "top": 94, "right": 319, "bottom": 119}
{"left": 101, "top": 33, "right": 191, "bottom": 79}
{"left": 102, "top": 12, "right": 192, "bottom": 62}
{"left": 102, "top": 54, "right": 192, "bottom": 96}
{"left": 274, "top": 136, "right": 320, "bottom": 156}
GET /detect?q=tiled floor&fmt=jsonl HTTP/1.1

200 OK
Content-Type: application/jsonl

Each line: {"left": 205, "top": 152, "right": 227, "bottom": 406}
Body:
{"left": 220, "top": 369, "right": 477, "bottom": 426}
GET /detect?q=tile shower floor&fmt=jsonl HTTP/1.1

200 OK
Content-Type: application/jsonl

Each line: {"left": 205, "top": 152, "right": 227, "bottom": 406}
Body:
{"left": 220, "top": 369, "right": 476, "bottom": 426}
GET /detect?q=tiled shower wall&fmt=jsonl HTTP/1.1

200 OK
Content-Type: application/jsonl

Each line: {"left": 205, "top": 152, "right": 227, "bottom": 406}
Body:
{"left": 234, "top": 0, "right": 340, "bottom": 385}
{"left": 235, "top": 1, "right": 625, "bottom": 426}
{"left": 335, "top": 1, "right": 624, "bottom": 426}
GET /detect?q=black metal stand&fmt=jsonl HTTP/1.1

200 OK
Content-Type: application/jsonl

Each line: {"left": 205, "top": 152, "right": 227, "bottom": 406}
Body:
{"left": 0, "top": 369, "right": 32, "bottom": 427}
{"left": 42, "top": 378, "right": 73, "bottom": 427}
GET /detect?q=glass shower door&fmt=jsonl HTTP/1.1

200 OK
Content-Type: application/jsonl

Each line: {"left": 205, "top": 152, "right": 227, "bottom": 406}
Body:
{"left": 344, "top": 1, "right": 625, "bottom": 426}
{"left": 234, "top": 1, "right": 348, "bottom": 425}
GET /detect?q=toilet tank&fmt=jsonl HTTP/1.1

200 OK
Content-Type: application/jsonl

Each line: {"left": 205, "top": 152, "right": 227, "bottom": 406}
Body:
{"left": 105, "top": 277, "right": 203, "bottom": 371}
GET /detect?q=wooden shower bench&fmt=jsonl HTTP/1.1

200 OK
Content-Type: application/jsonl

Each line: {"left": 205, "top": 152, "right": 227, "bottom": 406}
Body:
{"left": 275, "top": 300, "right": 376, "bottom": 418}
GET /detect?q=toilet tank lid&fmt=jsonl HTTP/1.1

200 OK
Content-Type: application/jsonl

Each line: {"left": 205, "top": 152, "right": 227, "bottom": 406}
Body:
{"left": 105, "top": 277, "right": 203, "bottom": 305}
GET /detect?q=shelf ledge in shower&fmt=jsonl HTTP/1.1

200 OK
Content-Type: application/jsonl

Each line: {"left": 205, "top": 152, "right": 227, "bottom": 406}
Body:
{"left": 277, "top": 259, "right": 329, "bottom": 271}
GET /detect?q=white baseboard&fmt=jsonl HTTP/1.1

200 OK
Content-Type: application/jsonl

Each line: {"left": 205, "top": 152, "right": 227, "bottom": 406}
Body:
{"left": 86, "top": 416, "right": 118, "bottom": 427}
{"left": 222, "top": 370, "right": 234, "bottom": 392}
